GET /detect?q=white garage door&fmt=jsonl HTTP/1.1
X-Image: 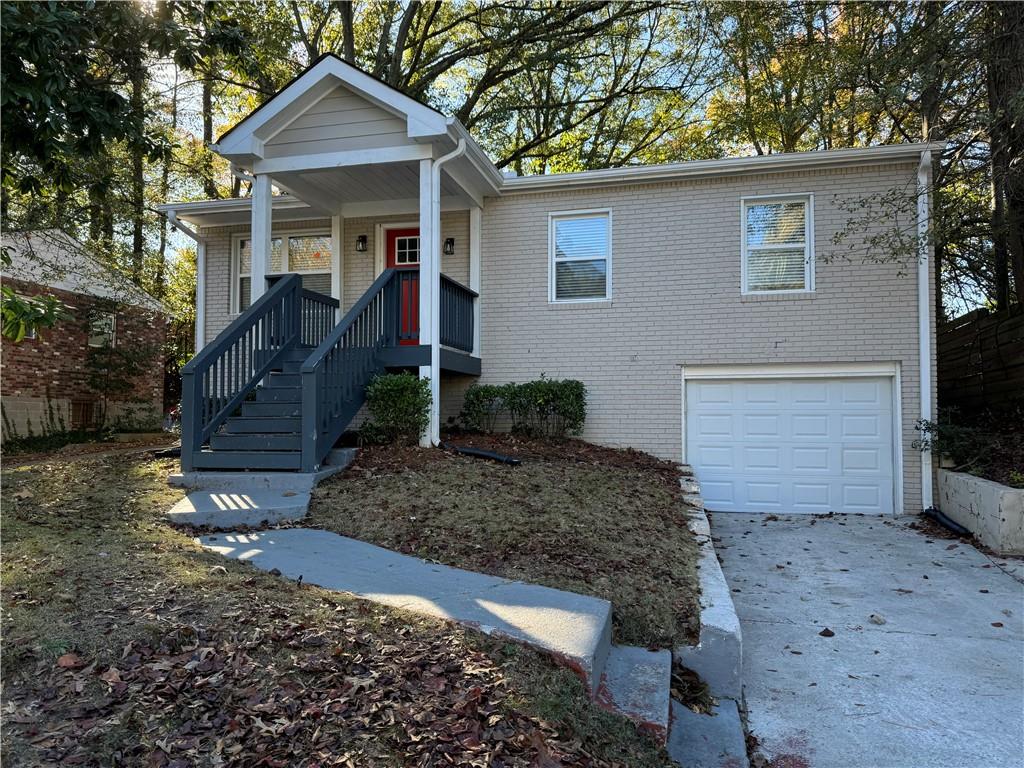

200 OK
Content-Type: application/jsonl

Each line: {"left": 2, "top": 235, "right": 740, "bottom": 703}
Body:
{"left": 686, "top": 377, "right": 895, "bottom": 515}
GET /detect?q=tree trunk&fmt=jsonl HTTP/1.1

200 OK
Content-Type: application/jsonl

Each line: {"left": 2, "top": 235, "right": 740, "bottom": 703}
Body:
{"left": 130, "top": 51, "right": 146, "bottom": 283}
{"left": 202, "top": 61, "right": 219, "bottom": 199}
{"left": 988, "top": 1, "right": 1024, "bottom": 307}
{"left": 155, "top": 68, "right": 179, "bottom": 297}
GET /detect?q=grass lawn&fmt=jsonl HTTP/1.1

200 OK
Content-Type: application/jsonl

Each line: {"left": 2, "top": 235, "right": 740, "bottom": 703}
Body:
{"left": 309, "top": 434, "right": 701, "bottom": 649}
{"left": 1, "top": 454, "right": 673, "bottom": 767}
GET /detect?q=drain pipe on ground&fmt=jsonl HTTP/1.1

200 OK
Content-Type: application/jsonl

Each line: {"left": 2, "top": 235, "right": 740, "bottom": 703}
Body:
{"left": 426, "top": 138, "right": 467, "bottom": 446}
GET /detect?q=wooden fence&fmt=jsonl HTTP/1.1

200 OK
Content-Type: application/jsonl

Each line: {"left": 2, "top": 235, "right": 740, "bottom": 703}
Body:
{"left": 937, "top": 306, "right": 1024, "bottom": 414}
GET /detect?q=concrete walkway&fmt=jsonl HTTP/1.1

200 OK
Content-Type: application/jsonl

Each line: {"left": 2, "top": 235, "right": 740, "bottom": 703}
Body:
{"left": 711, "top": 513, "right": 1024, "bottom": 768}
{"left": 200, "top": 529, "right": 614, "bottom": 690}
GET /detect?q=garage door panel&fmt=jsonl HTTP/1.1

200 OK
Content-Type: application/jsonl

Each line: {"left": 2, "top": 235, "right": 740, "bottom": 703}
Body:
{"left": 687, "top": 377, "right": 895, "bottom": 515}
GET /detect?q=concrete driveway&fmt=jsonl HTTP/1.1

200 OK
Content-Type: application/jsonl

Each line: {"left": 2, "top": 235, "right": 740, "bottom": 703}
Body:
{"left": 710, "top": 513, "right": 1024, "bottom": 768}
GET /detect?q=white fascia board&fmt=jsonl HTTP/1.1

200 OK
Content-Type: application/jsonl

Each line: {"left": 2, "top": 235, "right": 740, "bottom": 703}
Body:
{"left": 253, "top": 144, "right": 433, "bottom": 175}
{"left": 157, "top": 195, "right": 326, "bottom": 227}
{"left": 500, "top": 142, "right": 947, "bottom": 195}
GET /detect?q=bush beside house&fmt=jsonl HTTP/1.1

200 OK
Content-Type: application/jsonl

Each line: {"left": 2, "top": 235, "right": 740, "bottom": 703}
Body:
{"left": 462, "top": 378, "right": 587, "bottom": 438}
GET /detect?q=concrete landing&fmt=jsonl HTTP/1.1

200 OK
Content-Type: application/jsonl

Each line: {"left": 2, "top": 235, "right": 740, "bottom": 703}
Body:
{"left": 199, "top": 528, "right": 613, "bottom": 693}
{"left": 667, "top": 699, "right": 749, "bottom": 768}
{"left": 596, "top": 645, "right": 672, "bottom": 742}
{"left": 169, "top": 448, "right": 357, "bottom": 492}
{"left": 167, "top": 489, "right": 310, "bottom": 528}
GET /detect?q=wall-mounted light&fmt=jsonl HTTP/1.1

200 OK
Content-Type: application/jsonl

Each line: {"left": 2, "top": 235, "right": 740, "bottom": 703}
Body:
{"left": 355, "top": 234, "right": 367, "bottom": 252}
{"left": 443, "top": 238, "right": 455, "bottom": 256}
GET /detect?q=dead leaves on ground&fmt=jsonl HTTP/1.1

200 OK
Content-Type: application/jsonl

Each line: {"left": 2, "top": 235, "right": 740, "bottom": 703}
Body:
{"left": 5, "top": 596, "right": 623, "bottom": 767}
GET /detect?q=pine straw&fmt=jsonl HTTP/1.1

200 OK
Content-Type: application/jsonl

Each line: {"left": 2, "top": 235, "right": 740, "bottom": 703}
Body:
{"left": 310, "top": 434, "right": 701, "bottom": 648}
{"left": 1, "top": 455, "right": 671, "bottom": 767}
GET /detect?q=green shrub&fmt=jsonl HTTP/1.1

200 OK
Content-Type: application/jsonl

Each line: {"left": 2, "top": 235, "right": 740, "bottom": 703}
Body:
{"left": 461, "top": 376, "right": 586, "bottom": 439}
{"left": 460, "top": 383, "right": 507, "bottom": 432}
{"left": 364, "top": 372, "right": 431, "bottom": 445}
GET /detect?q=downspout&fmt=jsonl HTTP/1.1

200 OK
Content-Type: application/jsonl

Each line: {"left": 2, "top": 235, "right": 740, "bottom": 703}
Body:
{"left": 917, "top": 148, "right": 935, "bottom": 513}
{"left": 167, "top": 211, "right": 208, "bottom": 354}
{"left": 427, "top": 138, "right": 467, "bottom": 446}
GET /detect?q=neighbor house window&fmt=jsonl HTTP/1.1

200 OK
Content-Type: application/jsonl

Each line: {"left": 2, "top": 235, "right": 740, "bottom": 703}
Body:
{"left": 234, "top": 232, "right": 331, "bottom": 311}
{"left": 549, "top": 211, "right": 611, "bottom": 302}
{"left": 88, "top": 314, "right": 116, "bottom": 348}
{"left": 741, "top": 195, "right": 813, "bottom": 293}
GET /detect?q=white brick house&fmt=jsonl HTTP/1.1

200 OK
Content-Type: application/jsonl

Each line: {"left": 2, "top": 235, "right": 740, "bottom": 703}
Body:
{"left": 162, "top": 54, "right": 940, "bottom": 517}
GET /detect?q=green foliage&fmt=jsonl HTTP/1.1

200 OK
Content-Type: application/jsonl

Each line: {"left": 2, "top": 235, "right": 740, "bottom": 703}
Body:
{"left": 460, "top": 384, "right": 507, "bottom": 433}
{"left": 915, "top": 406, "right": 1024, "bottom": 487}
{"left": 364, "top": 372, "right": 431, "bottom": 445}
{"left": 82, "top": 300, "right": 159, "bottom": 428}
{"left": 461, "top": 377, "right": 586, "bottom": 439}
{"left": 1, "top": 285, "right": 66, "bottom": 342}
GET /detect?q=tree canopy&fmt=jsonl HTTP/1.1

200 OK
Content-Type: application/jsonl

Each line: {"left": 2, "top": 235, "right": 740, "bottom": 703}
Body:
{"left": 1, "top": 0, "right": 1021, "bottom": 347}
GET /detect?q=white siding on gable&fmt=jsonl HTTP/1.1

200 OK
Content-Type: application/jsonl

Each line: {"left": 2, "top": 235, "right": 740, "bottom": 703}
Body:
{"left": 264, "top": 84, "right": 412, "bottom": 159}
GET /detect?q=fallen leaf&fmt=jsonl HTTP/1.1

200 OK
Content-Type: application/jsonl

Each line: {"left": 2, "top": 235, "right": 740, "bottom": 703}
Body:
{"left": 818, "top": 628, "right": 835, "bottom": 638}
{"left": 57, "top": 653, "right": 84, "bottom": 669}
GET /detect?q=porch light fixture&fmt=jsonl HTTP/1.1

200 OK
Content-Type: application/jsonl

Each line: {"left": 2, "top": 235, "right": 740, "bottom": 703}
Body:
{"left": 355, "top": 234, "right": 367, "bottom": 252}
{"left": 443, "top": 238, "right": 455, "bottom": 255}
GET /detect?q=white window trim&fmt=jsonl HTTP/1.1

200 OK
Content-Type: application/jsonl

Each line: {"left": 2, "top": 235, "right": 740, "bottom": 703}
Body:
{"left": 740, "top": 193, "right": 814, "bottom": 295}
{"left": 548, "top": 208, "right": 612, "bottom": 303}
{"left": 87, "top": 313, "right": 116, "bottom": 348}
{"left": 231, "top": 229, "right": 332, "bottom": 313}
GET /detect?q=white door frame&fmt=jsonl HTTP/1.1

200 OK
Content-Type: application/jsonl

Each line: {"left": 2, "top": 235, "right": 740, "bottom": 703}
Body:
{"left": 373, "top": 221, "right": 420, "bottom": 277}
{"left": 680, "top": 362, "right": 903, "bottom": 516}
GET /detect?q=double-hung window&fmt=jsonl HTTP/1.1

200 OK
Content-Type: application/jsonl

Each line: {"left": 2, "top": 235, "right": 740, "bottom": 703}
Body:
{"left": 741, "top": 195, "right": 814, "bottom": 293}
{"left": 88, "top": 313, "right": 116, "bottom": 348}
{"left": 235, "top": 232, "right": 332, "bottom": 311}
{"left": 549, "top": 210, "right": 611, "bottom": 302}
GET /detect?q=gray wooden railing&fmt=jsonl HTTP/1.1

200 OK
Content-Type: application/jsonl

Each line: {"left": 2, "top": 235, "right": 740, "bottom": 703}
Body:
{"left": 440, "top": 274, "right": 476, "bottom": 353}
{"left": 180, "top": 274, "right": 338, "bottom": 471}
{"left": 180, "top": 274, "right": 303, "bottom": 471}
{"left": 301, "top": 288, "right": 340, "bottom": 346}
{"left": 300, "top": 269, "right": 404, "bottom": 471}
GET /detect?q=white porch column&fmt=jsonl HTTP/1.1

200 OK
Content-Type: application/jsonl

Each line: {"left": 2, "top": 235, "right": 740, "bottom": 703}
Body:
{"left": 330, "top": 214, "right": 344, "bottom": 319}
{"left": 250, "top": 173, "right": 273, "bottom": 306}
{"left": 418, "top": 157, "right": 440, "bottom": 447}
{"left": 194, "top": 239, "right": 207, "bottom": 351}
{"left": 469, "top": 206, "right": 482, "bottom": 357}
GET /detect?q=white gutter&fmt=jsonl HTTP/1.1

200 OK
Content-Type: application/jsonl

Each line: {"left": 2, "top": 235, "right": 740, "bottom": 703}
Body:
{"left": 917, "top": 148, "right": 935, "bottom": 512}
{"left": 501, "top": 142, "right": 947, "bottom": 194}
{"left": 167, "top": 211, "right": 209, "bottom": 354}
{"left": 426, "top": 138, "right": 467, "bottom": 446}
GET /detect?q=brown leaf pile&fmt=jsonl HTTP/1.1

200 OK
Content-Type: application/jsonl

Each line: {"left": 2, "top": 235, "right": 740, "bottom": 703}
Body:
{"left": 4, "top": 593, "right": 628, "bottom": 767}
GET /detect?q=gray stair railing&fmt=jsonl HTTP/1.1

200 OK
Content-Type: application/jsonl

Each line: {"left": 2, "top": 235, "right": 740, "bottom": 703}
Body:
{"left": 300, "top": 288, "right": 340, "bottom": 346}
{"left": 440, "top": 274, "right": 476, "bottom": 353}
{"left": 181, "top": 274, "right": 313, "bottom": 471}
{"left": 300, "top": 269, "right": 402, "bottom": 471}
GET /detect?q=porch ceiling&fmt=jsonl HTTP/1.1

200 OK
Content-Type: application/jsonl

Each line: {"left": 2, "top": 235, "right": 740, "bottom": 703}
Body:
{"left": 273, "top": 159, "right": 467, "bottom": 213}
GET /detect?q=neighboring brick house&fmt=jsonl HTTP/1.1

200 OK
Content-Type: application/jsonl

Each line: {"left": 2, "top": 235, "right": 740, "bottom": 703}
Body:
{"left": 161, "top": 54, "right": 940, "bottom": 517}
{"left": 1, "top": 230, "right": 167, "bottom": 435}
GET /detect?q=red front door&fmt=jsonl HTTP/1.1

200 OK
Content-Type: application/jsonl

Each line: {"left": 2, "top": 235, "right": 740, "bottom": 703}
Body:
{"left": 386, "top": 228, "right": 420, "bottom": 344}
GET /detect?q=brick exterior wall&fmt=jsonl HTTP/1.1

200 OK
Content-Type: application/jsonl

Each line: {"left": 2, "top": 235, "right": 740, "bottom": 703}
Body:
{"left": 201, "top": 212, "right": 469, "bottom": 343}
{"left": 195, "top": 160, "right": 935, "bottom": 513}
{"left": 1, "top": 278, "right": 167, "bottom": 435}
{"left": 474, "top": 160, "right": 935, "bottom": 514}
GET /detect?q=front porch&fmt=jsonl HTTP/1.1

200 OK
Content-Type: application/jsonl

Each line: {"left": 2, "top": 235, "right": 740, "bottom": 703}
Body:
{"left": 164, "top": 55, "right": 502, "bottom": 471}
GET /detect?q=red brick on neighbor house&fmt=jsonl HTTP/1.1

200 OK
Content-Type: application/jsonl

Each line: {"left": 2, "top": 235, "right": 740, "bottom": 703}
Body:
{"left": 1, "top": 277, "right": 167, "bottom": 434}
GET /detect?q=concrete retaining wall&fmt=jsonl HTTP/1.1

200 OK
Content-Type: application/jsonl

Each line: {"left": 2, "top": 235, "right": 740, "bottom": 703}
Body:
{"left": 937, "top": 469, "right": 1024, "bottom": 555}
